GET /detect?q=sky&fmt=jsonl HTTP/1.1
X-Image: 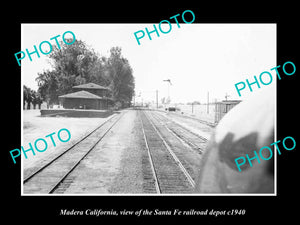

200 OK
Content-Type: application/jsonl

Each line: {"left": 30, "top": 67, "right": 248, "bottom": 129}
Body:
{"left": 21, "top": 23, "right": 276, "bottom": 104}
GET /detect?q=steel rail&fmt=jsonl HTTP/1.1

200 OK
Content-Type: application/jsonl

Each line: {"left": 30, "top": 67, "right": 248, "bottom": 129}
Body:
{"left": 138, "top": 110, "right": 161, "bottom": 194}
{"left": 143, "top": 110, "right": 195, "bottom": 189}
{"left": 23, "top": 113, "right": 119, "bottom": 184}
{"left": 48, "top": 112, "right": 124, "bottom": 194}
{"left": 149, "top": 111, "right": 206, "bottom": 154}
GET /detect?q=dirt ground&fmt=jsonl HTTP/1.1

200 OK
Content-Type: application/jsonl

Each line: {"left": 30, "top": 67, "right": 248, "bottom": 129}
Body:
{"left": 22, "top": 110, "right": 114, "bottom": 173}
{"left": 62, "top": 110, "right": 144, "bottom": 194}
{"left": 22, "top": 109, "right": 214, "bottom": 194}
{"left": 157, "top": 111, "right": 214, "bottom": 140}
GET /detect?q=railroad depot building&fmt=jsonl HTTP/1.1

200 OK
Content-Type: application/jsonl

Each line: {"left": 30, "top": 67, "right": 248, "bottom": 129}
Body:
{"left": 58, "top": 83, "right": 114, "bottom": 110}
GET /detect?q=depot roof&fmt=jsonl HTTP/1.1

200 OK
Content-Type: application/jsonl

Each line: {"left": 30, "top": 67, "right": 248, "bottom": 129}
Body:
{"left": 73, "top": 83, "right": 110, "bottom": 90}
{"left": 58, "top": 90, "right": 102, "bottom": 99}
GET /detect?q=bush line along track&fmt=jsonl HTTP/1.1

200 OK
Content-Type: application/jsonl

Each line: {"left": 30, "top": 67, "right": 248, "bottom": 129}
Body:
{"left": 139, "top": 110, "right": 208, "bottom": 194}
{"left": 23, "top": 112, "right": 124, "bottom": 194}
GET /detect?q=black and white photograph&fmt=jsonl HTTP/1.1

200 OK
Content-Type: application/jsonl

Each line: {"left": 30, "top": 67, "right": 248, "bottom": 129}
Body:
{"left": 4, "top": 5, "right": 298, "bottom": 224}
{"left": 21, "top": 23, "right": 276, "bottom": 195}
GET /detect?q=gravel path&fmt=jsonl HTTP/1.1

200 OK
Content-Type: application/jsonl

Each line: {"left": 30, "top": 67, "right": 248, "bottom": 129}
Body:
{"left": 62, "top": 110, "right": 144, "bottom": 194}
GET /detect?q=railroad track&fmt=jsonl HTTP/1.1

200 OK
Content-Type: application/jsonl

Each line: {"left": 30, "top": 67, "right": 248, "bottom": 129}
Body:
{"left": 149, "top": 111, "right": 208, "bottom": 154}
{"left": 23, "top": 112, "right": 124, "bottom": 194}
{"left": 139, "top": 110, "right": 196, "bottom": 194}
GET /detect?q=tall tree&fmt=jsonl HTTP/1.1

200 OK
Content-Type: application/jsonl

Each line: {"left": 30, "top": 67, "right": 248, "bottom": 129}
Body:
{"left": 36, "top": 40, "right": 135, "bottom": 108}
{"left": 23, "top": 85, "right": 31, "bottom": 109}
{"left": 36, "top": 70, "right": 59, "bottom": 107}
{"left": 36, "top": 39, "right": 103, "bottom": 105}
{"left": 24, "top": 86, "right": 34, "bottom": 109}
{"left": 107, "top": 47, "right": 135, "bottom": 107}
{"left": 31, "top": 90, "right": 43, "bottom": 109}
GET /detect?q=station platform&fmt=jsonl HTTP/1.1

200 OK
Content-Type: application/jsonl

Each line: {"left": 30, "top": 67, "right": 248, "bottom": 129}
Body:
{"left": 40, "top": 109, "right": 114, "bottom": 118}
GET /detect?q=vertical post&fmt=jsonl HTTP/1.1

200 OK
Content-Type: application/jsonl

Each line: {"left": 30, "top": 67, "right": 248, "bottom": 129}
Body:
{"left": 192, "top": 102, "right": 194, "bottom": 114}
{"left": 214, "top": 98, "right": 217, "bottom": 124}
{"left": 225, "top": 93, "right": 230, "bottom": 101}
{"left": 156, "top": 90, "right": 158, "bottom": 109}
{"left": 167, "top": 83, "right": 170, "bottom": 101}
{"left": 207, "top": 91, "right": 209, "bottom": 114}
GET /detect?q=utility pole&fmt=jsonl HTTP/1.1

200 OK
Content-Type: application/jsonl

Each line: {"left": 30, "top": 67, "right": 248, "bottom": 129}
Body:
{"left": 225, "top": 93, "right": 230, "bottom": 101}
{"left": 156, "top": 90, "right": 158, "bottom": 109}
{"left": 163, "top": 79, "right": 172, "bottom": 104}
{"left": 207, "top": 91, "right": 209, "bottom": 114}
{"left": 192, "top": 102, "right": 194, "bottom": 114}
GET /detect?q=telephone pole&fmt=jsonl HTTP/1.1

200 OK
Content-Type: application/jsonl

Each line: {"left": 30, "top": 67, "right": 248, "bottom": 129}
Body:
{"left": 156, "top": 90, "right": 158, "bottom": 109}
{"left": 207, "top": 91, "right": 209, "bottom": 114}
{"left": 225, "top": 93, "right": 230, "bottom": 101}
{"left": 163, "top": 79, "right": 172, "bottom": 104}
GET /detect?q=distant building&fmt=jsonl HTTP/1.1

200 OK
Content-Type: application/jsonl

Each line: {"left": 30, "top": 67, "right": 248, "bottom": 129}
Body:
{"left": 58, "top": 83, "right": 114, "bottom": 110}
{"left": 214, "top": 100, "right": 242, "bottom": 123}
